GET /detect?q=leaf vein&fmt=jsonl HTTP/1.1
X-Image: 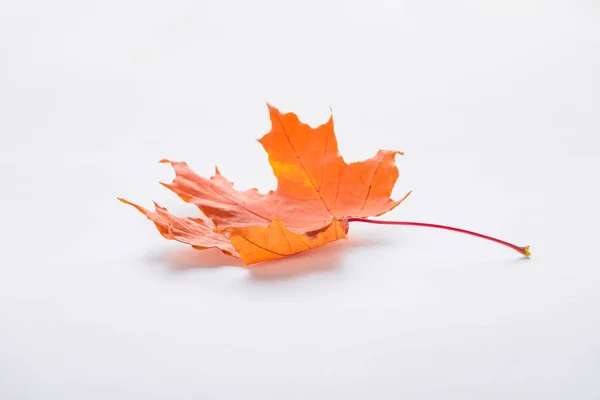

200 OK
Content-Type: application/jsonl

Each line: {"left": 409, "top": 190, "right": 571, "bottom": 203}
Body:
{"left": 237, "top": 234, "right": 288, "bottom": 257}
{"left": 358, "top": 158, "right": 383, "bottom": 213}
{"left": 273, "top": 111, "right": 332, "bottom": 216}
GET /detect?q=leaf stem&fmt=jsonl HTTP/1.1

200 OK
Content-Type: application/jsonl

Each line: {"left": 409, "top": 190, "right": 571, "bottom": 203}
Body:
{"left": 347, "top": 217, "right": 530, "bottom": 257}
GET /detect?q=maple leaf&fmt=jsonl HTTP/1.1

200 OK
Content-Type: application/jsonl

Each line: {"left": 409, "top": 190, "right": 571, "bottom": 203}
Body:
{"left": 120, "top": 104, "right": 530, "bottom": 265}
{"left": 120, "top": 104, "right": 409, "bottom": 264}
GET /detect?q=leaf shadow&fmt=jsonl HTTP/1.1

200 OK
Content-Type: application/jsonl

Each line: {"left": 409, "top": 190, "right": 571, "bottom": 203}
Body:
{"left": 146, "top": 246, "right": 245, "bottom": 271}
{"left": 246, "top": 235, "right": 385, "bottom": 281}
{"left": 146, "top": 233, "right": 391, "bottom": 280}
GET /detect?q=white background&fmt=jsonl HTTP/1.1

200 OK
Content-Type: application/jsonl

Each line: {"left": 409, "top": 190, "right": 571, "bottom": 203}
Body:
{"left": 1, "top": 0, "right": 599, "bottom": 399}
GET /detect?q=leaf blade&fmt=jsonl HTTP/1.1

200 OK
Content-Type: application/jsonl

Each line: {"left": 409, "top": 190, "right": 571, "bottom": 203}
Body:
{"left": 219, "top": 217, "right": 349, "bottom": 265}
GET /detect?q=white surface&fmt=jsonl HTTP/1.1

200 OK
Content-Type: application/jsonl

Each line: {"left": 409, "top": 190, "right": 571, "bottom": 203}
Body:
{"left": 1, "top": 1, "right": 599, "bottom": 399}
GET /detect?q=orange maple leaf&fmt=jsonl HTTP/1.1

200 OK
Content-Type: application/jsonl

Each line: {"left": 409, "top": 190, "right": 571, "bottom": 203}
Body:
{"left": 120, "top": 104, "right": 530, "bottom": 265}
{"left": 119, "top": 104, "right": 409, "bottom": 265}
